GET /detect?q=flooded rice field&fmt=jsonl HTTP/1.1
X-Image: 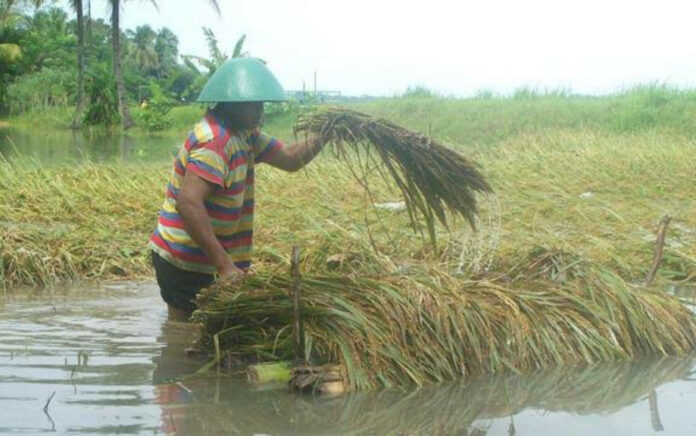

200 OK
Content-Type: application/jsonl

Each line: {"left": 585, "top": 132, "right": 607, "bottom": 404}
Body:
{"left": 0, "top": 127, "right": 178, "bottom": 163}
{"left": 0, "top": 284, "right": 695, "bottom": 435}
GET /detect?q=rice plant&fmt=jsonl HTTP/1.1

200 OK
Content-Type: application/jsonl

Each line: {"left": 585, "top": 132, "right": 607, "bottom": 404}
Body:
{"left": 295, "top": 107, "right": 492, "bottom": 244}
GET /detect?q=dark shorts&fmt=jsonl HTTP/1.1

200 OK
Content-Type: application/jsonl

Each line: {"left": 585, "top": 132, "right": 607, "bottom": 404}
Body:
{"left": 151, "top": 251, "right": 215, "bottom": 312}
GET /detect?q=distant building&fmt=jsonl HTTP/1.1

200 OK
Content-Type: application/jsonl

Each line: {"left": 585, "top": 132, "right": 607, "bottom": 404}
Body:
{"left": 285, "top": 90, "right": 377, "bottom": 103}
{"left": 285, "top": 90, "right": 342, "bottom": 103}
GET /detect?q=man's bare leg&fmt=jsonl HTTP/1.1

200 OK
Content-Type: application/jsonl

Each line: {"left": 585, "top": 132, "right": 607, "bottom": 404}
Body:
{"left": 167, "top": 304, "right": 191, "bottom": 322}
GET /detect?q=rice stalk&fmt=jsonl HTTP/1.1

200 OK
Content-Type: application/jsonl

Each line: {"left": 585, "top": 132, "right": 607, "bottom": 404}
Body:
{"left": 294, "top": 107, "right": 493, "bottom": 244}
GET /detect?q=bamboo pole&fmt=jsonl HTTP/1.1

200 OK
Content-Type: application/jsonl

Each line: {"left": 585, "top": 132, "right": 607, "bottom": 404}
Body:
{"left": 291, "top": 246, "right": 305, "bottom": 363}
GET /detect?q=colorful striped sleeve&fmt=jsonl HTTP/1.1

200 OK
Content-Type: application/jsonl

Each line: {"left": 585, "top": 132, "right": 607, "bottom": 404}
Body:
{"left": 253, "top": 131, "right": 285, "bottom": 163}
{"left": 187, "top": 140, "right": 228, "bottom": 187}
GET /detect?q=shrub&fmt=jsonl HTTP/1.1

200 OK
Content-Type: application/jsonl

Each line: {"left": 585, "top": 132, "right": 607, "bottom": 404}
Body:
{"left": 5, "top": 67, "right": 75, "bottom": 114}
{"left": 83, "top": 64, "right": 119, "bottom": 126}
{"left": 133, "top": 82, "right": 174, "bottom": 131}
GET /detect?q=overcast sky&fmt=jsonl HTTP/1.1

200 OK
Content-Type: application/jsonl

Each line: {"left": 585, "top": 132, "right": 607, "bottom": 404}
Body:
{"left": 58, "top": 0, "right": 696, "bottom": 97}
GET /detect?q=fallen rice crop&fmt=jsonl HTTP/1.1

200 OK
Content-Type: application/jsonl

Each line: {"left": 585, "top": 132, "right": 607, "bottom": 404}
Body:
{"left": 2, "top": 105, "right": 695, "bottom": 289}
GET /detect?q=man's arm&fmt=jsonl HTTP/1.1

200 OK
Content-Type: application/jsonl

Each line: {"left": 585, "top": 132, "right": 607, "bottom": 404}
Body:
{"left": 262, "top": 135, "right": 326, "bottom": 172}
{"left": 176, "top": 170, "right": 243, "bottom": 279}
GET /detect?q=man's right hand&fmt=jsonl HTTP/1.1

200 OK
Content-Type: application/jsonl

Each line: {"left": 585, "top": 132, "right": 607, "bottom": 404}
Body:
{"left": 217, "top": 261, "right": 245, "bottom": 285}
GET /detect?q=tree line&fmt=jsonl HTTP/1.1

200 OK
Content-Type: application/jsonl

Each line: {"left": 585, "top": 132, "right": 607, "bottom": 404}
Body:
{"left": 0, "top": 0, "right": 236, "bottom": 130}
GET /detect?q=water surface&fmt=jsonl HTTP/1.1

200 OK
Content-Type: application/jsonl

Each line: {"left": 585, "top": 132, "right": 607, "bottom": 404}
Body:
{"left": 0, "top": 127, "right": 179, "bottom": 163}
{"left": 1, "top": 283, "right": 695, "bottom": 435}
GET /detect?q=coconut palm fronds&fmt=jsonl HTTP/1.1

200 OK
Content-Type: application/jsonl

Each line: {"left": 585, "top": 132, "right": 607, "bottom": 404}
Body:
{"left": 294, "top": 108, "right": 492, "bottom": 243}
{"left": 193, "top": 261, "right": 696, "bottom": 391}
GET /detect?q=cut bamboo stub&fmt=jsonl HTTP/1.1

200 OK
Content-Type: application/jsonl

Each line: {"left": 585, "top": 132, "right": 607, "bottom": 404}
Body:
{"left": 247, "top": 362, "right": 292, "bottom": 384}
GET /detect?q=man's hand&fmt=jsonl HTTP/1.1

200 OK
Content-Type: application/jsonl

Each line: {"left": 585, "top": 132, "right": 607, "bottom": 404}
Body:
{"left": 263, "top": 135, "right": 327, "bottom": 172}
{"left": 217, "top": 261, "right": 245, "bottom": 285}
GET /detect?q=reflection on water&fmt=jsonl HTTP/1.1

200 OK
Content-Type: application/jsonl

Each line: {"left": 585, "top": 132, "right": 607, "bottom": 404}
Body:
{"left": 1, "top": 283, "right": 695, "bottom": 435}
{"left": 0, "top": 127, "right": 179, "bottom": 163}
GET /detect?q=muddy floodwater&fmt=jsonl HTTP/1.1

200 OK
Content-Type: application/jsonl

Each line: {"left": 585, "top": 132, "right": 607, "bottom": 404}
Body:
{"left": 0, "top": 284, "right": 694, "bottom": 435}
{"left": 0, "top": 127, "right": 178, "bottom": 163}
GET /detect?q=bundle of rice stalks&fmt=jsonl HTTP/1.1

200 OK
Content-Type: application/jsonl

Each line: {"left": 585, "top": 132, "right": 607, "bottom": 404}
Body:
{"left": 193, "top": 262, "right": 696, "bottom": 391}
{"left": 294, "top": 107, "right": 492, "bottom": 244}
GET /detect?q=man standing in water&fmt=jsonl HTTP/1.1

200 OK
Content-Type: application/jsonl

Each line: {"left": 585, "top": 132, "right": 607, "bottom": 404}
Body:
{"left": 149, "top": 58, "right": 326, "bottom": 321}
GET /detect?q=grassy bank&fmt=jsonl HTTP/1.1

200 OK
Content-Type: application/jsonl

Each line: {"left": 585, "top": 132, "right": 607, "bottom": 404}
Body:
{"left": 4, "top": 84, "right": 696, "bottom": 140}
{"left": 0, "top": 102, "right": 298, "bottom": 140}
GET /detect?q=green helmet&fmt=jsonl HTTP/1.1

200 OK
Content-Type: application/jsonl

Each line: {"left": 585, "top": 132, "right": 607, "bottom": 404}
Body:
{"left": 196, "top": 58, "right": 287, "bottom": 103}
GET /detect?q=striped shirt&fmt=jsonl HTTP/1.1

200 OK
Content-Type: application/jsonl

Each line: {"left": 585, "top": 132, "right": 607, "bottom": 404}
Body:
{"left": 149, "top": 112, "right": 284, "bottom": 274}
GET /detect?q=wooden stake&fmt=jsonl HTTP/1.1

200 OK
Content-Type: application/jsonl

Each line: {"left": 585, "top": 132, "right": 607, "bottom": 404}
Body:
{"left": 43, "top": 391, "right": 56, "bottom": 413}
{"left": 644, "top": 215, "right": 671, "bottom": 431}
{"left": 649, "top": 390, "right": 664, "bottom": 431}
{"left": 645, "top": 215, "right": 671, "bottom": 286}
{"left": 291, "top": 246, "right": 305, "bottom": 363}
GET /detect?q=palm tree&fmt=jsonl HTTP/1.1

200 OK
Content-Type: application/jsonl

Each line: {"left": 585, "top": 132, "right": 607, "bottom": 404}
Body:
{"left": 110, "top": 0, "right": 135, "bottom": 128}
{"left": 128, "top": 24, "right": 158, "bottom": 75}
{"left": 154, "top": 27, "right": 177, "bottom": 78}
{"left": 70, "top": 0, "right": 85, "bottom": 129}
{"left": 182, "top": 28, "right": 248, "bottom": 75}
{"left": 109, "top": 0, "right": 219, "bottom": 129}
{"left": 180, "top": 28, "right": 247, "bottom": 102}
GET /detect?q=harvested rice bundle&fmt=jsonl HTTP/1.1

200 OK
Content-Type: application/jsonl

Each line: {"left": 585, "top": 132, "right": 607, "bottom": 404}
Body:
{"left": 294, "top": 108, "right": 492, "bottom": 243}
{"left": 193, "top": 262, "right": 696, "bottom": 391}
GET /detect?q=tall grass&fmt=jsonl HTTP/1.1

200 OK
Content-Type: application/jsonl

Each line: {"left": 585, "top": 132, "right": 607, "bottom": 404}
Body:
{"left": 0, "top": 159, "right": 165, "bottom": 286}
{"left": 358, "top": 84, "right": 696, "bottom": 149}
